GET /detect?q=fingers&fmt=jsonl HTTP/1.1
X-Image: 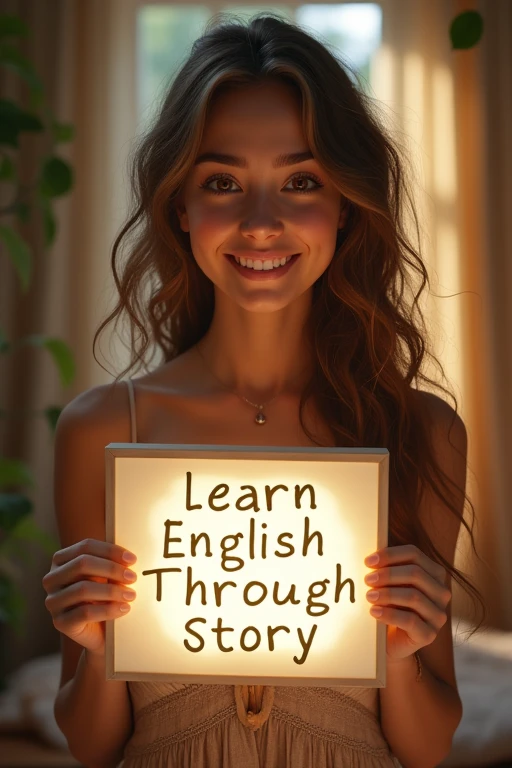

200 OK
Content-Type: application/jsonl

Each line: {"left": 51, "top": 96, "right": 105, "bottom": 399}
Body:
{"left": 370, "top": 604, "right": 439, "bottom": 646}
{"left": 381, "top": 544, "right": 447, "bottom": 584}
{"left": 364, "top": 563, "right": 451, "bottom": 612}
{"left": 41, "top": 538, "right": 138, "bottom": 626}
{"left": 42, "top": 542, "right": 137, "bottom": 593}
{"left": 52, "top": 538, "right": 136, "bottom": 569}
{"left": 41, "top": 539, "right": 138, "bottom": 654}
{"left": 45, "top": 579, "right": 136, "bottom": 615}
{"left": 51, "top": 600, "right": 133, "bottom": 637}
{"left": 366, "top": 586, "right": 448, "bottom": 631}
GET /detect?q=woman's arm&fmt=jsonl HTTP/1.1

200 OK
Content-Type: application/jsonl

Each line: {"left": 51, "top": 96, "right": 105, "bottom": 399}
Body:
{"left": 380, "top": 652, "right": 462, "bottom": 768}
{"left": 379, "top": 393, "right": 466, "bottom": 767}
{"left": 49, "top": 386, "right": 135, "bottom": 767}
{"left": 55, "top": 643, "right": 132, "bottom": 768}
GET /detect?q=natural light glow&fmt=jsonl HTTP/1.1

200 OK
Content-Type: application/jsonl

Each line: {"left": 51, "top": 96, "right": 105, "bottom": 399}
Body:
{"left": 105, "top": 445, "right": 388, "bottom": 686}
{"left": 298, "top": 4, "right": 382, "bottom": 71}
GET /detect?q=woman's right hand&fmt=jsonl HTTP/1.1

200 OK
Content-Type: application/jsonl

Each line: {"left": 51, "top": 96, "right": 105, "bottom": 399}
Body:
{"left": 42, "top": 539, "right": 137, "bottom": 657}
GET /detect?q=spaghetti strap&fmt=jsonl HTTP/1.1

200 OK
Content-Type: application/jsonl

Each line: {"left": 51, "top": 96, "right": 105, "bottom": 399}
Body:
{"left": 126, "top": 378, "right": 137, "bottom": 443}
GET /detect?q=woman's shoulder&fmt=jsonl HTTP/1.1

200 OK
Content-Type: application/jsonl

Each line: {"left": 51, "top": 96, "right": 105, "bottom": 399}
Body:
{"left": 411, "top": 389, "right": 467, "bottom": 462}
{"left": 412, "top": 388, "right": 465, "bottom": 428}
{"left": 56, "top": 379, "right": 133, "bottom": 444}
{"left": 55, "top": 353, "right": 194, "bottom": 442}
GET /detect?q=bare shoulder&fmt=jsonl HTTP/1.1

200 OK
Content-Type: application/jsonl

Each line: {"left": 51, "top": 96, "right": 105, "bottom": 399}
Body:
{"left": 56, "top": 380, "right": 132, "bottom": 444}
{"left": 413, "top": 389, "right": 468, "bottom": 454}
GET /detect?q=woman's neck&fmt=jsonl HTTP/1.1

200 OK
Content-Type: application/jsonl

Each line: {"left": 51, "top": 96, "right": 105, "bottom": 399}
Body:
{"left": 196, "top": 293, "right": 315, "bottom": 403}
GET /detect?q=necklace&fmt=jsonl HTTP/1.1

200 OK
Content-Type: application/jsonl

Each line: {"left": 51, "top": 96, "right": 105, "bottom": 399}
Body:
{"left": 195, "top": 341, "right": 303, "bottom": 426}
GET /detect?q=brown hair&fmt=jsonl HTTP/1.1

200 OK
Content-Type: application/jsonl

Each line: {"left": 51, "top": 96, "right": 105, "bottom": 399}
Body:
{"left": 94, "top": 12, "right": 486, "bottom": 636}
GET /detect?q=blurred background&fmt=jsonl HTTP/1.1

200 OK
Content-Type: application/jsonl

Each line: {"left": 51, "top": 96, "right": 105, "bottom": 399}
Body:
{"left": 0, "top": 0, "right": 511, "bottom": 765}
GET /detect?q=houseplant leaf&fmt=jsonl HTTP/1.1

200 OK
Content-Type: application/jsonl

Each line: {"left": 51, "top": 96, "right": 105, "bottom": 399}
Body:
{"left": 39, "top": 155, "right": 73, "bottom": 198}
{"left": 0, "top": 224, "right": 32, "bottom": 293}
{"left": 44, "top": 405, "right": 62, "bottom": 434}
{"left": 52, "top": 122, "right": 75, "bottom": 143}
{"left": 0, "top": 99, "right": 43, "bottom": 147}
{"left": 0, "top": 14, "right": 28, "bottom": 39}
{"left": 2, "top": 515, "right": 58, "bottom": 557}
{"left": 0, "top": 493, "right": 32, "bottom": 536}
{"left": 0, "top": 573, "right": 24, "bottom": 635}
{"left": 450, "top": 10, "right": 484, "bottom": 50}
{"left": 0, "top": 459, "right": 34, "bottom": 490}
{"left": 21, "top": 335, "right": 75, "bottom": 387}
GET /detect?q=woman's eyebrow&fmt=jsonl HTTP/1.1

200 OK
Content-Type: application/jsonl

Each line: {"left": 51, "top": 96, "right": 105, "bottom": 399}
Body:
{"left": 193, "top": 151, "right": 314, "bottom": 169}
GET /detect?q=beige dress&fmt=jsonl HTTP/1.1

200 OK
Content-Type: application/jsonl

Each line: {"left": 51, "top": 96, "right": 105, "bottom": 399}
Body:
{"left": 119, "top": 379, "right": 402, "bottom": 768}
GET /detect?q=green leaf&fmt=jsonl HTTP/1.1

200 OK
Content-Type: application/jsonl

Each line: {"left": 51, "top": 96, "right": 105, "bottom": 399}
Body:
{"left": 0, "top": 98, "right": 43, "bottom": 148}
{"left": 0, "top": 459, "right": 34, "bottom": 490}
{"left": 0, "top": 328, "right": 9, "bottom": 354}
{"left": 52, "top": 122, "right": 75, "bottom": 144}
{"left": 43, "top": 338, "right": 75, "bottom": 385}
{"left": 7, "top": 516, "right": 58, "bottom": 554}
{"left": 0, "top": 493, "right": 32, "bottom": 535}
{"left": 0, "top": 151, "right": 15, "bottom": 180}
{"left": 44, "top": 405, "right": 62, "bottom": 434}
{"left": 14, "top": 201, "right": 30, "bottom": 224}
{"left": 40, "top": 197, "right": 57, "bottom": 247}
{"left": 0, "top": 43, "right": 44, "bottom": 100}
{"left": 0, "top": 573, "right": 25, "bottom": 634}
{"left": 38, "top": 155, "right": 73, "bottom": 199}
{"left": 21, "top": 335, "right": 75, "bottom": 387}
{"left": 0, "top": 224, "right": 32, "bottom": 292}
{"left": 450, "top": 10, "right": 484, "bottom": 50}
{"left": 0, "top": 14, "right": 28, "bottom": 39}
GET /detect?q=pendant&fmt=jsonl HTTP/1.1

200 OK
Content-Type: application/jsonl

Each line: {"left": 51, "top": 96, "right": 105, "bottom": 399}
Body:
{"left": 255, "top": 410, "right": 266, "bottom": 425}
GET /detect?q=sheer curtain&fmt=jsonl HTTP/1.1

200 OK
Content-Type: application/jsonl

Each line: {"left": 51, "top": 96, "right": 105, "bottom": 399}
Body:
{"left": 372, "top": 0, "right": 512, "bottom": 630}
{"left": 0, "top": 0, "right": 510, "bottom": 673}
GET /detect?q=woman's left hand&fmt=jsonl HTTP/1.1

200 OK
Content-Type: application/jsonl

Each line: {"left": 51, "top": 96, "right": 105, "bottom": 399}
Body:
{"left": 364, "top": 544, "right": 452, "bottom": 663}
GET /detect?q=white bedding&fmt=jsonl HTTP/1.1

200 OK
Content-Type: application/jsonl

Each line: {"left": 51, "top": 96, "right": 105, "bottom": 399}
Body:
{"left": 439, "top": 617, "right": 512, "bottom": 766}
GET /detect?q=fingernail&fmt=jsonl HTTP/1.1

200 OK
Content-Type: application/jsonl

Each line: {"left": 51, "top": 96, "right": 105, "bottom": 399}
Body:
{"left": 122, "top": 591, "right": 136, "bottom": 601}
{"left": 119, "top": 604, "right": 130, "bottom": 613}
{"left": 365, "top": 554, "right": 379, "bottom": 566}
{"left": 370, "top": 606, "right": 383, "bottom": 617}
{"left": 367, "top": 590, "right": 380, "bottom": 602}
{"left": 124, "top": 569, "right": 136, "bottom": 582}
{"left": 122, "top": 551, "right": 137, "bottom": 563}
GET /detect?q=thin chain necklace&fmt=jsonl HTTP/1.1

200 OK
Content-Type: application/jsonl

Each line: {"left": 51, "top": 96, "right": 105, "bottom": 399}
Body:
{"left": 195, "top": 340, "right": 303, "bottom": 426}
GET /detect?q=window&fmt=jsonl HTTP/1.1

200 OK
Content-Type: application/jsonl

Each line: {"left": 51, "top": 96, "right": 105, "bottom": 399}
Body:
{"left": 137, "top": 3, "right": 382, "bottom": 128}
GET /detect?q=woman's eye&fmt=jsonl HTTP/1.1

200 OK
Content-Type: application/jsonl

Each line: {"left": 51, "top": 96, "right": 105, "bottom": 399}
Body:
{"left": 199, "top": 173, "right": 324, "bottom": 196}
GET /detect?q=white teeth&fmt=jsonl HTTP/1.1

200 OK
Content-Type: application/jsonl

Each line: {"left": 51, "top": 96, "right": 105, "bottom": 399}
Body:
{"left": 234, "top": 255, "right": 293, "bottom": 270}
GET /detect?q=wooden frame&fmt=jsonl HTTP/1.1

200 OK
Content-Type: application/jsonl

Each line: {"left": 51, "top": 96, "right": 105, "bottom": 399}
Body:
{"left": 105, "top": 444, "right": 389, "bottom": 687}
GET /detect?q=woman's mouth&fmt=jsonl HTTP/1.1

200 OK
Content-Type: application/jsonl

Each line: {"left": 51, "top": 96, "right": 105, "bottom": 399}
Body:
{"left": 225, "top": 253, "right": 301, "bottom": 280}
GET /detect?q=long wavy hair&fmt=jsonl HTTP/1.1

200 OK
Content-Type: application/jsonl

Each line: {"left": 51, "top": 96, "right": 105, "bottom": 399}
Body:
{"left": 93, "top": 13, "right": 486, "bottom": 636}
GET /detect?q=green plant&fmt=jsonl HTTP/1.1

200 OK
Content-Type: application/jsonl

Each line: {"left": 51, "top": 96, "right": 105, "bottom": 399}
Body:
{"left": 450, "top": 9, "right": 484, "bottom": 50}
{"left": 0, "top": 12, "right": 76, "bottom": 654}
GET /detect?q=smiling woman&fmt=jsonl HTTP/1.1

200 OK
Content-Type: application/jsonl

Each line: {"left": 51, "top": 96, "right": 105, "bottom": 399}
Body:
{"left": 43, "top": 10, "right": 488, "bottom": 768}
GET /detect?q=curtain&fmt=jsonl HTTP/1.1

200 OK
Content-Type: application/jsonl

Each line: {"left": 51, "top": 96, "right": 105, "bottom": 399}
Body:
{"left": 0, "top": 0, "right": 138, "bottom": 672}
{"left": 0, "top": 0, "right": 510, "bottom": 675}
{"left": 373, "top": 0, "right": 512, "bottom": 630}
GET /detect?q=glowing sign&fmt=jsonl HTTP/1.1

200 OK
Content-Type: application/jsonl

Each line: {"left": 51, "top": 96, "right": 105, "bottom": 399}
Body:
{"left": 105, "top": 444, "right": 388, "bottom": 687}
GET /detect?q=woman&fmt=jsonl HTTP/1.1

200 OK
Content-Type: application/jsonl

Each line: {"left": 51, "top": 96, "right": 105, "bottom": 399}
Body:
{"left": 42, "top": 13, "right": 485, "bottom": 768}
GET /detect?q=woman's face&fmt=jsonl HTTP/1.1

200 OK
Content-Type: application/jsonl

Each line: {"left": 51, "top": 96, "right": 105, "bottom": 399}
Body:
{"left": 176, "top": 79, "right": 346, "bottom": 313}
